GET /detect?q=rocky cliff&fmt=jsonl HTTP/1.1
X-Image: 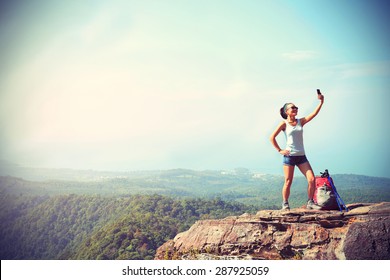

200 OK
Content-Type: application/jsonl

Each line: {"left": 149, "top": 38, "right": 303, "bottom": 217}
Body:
{"left": 155, "top": 202, "right": 390, "bottom": 260}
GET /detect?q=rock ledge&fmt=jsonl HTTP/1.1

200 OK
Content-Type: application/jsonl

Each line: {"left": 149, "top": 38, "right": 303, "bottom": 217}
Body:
{"left": 155, "top": 202, "right": 390, "bottom": 260}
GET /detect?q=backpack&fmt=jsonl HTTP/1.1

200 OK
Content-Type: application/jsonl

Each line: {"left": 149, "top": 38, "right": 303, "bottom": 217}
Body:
{"left": 314, "top": 176, "right": 339, "bottom": 210}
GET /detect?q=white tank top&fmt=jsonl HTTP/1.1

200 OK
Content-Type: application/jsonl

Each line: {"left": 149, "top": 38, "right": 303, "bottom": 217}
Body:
{"left": 284, "top": 118, "right": 305, "bottom": 156}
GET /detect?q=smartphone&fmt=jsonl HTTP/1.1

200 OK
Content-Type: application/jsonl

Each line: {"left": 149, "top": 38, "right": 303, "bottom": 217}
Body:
{"left": 317, "top": 89, "right": 321, "bottom": 95}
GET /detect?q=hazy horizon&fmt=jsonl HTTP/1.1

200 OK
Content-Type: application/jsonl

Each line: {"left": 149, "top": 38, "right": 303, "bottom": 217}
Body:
{"left": 1, "top": 0, "right": 389, "bottom": 178}
{"left": 2, "top": 159, "right": 390, "bottom": 180}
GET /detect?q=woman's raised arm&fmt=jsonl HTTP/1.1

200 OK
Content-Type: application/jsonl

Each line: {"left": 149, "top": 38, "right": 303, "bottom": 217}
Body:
{"left": 301, "top": 94, "right": 324, "bottom": 126}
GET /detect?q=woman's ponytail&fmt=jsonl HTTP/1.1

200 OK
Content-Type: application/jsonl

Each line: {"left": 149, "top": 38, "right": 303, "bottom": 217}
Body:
{"left": 280, "top": 103, "right": 289, "bottom": 119}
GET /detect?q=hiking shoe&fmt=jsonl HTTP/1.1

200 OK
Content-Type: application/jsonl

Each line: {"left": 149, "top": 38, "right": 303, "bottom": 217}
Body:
{"left": 282, "top": 201, "right": 290, "bottom": 211}
{"left": 306, "top": 199, "right": 322, "bottom": 210}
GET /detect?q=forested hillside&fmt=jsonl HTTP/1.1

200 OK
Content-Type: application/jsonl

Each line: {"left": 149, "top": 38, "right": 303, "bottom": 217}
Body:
{"left": 0, "top": 168, "right": 389, "bottom": 260}
{"left": 0, "top": 192, "right": 255, "bottom": 260}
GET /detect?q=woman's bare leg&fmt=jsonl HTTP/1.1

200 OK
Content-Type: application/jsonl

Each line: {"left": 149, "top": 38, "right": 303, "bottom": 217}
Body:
{"left": 283, "top": 165, "right": 295, "bottom": 202}
{"left": 297, "top": 161, "right": 315, "bottom": 200}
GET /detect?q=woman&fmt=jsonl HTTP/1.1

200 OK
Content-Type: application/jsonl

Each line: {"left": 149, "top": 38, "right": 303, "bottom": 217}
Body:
{"left": 270, "top": 92, "right": 324, "bottom": 210}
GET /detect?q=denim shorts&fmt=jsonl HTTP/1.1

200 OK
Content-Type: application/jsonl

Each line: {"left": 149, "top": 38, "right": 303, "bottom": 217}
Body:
{"left": 283, "top": 155, "right": 309, "bottom": 166}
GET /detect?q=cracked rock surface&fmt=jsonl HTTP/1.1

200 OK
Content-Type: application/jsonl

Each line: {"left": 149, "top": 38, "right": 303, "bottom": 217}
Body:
{"left": 155, "top": 202, "right": 390, "bottom": 260}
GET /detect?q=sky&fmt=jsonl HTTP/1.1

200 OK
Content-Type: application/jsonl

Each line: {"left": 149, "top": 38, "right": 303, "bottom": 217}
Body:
{"left": 0, "top": 0, "right": 389, "bottom": 177}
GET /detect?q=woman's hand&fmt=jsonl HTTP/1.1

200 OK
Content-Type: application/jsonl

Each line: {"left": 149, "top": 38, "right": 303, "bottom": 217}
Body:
{"left": 318, "top": 93, "right": 324, "bottom": 103}
{"left": 279, "top": 149, "right": 290, "bottom": 156}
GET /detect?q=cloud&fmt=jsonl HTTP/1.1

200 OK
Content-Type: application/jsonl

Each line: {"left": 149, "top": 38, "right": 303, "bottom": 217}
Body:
{"left": 282, "top": 50, "right": 318, "bottom": 61}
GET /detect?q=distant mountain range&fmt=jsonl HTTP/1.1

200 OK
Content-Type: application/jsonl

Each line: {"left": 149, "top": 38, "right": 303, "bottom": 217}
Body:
{"left": 1, "top": 161, "right": 389, "bottom": 208}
